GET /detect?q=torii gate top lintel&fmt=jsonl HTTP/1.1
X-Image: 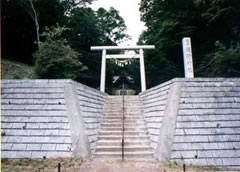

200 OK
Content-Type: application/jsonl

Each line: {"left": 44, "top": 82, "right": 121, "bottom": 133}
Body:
{"left": 90, "top": 45, "right": 155, "bottom": 93}
{"left": 91, "top": 45, "right": 155, "bottom": 51}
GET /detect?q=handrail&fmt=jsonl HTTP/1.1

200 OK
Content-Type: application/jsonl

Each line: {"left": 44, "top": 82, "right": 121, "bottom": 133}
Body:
{"left": 122, "top": 81, "right": 125, "bottom": 161}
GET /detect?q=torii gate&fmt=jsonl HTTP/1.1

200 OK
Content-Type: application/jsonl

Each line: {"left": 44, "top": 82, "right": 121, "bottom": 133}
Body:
{"left": 91, "top": 45, "right": 155, "bottom": 93}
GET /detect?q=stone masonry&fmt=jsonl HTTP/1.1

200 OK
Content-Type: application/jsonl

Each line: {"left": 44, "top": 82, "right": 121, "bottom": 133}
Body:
{"left": 2, "top": 78, "right": 240, "bottom": 169}
{"left": 1, "top": 80, "right": 107, "bottom": 159}
{"left": 140, "top": 78, "right": 240, "bottom": 169}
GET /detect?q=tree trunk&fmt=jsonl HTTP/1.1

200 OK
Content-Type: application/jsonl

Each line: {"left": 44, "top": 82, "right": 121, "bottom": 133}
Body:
{"left": 29, "top": 0, "right": 40, "bottom": 50}
{"left": 35, "top": 16, "right": 40, "bottom": 49}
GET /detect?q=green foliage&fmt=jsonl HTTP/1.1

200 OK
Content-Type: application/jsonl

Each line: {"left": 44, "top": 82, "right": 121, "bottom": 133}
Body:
{"left": 1, "top": 58, "right": 36, "bottom": 79}
{"left": 66, "top": 7, "right": 102, "bottom": 50}
{"left": 41, "top": 24, "right": 69, "bottom": 42}
{"left": 34, "top": 39, "right": 85, "bottom": 79}
{"left": 34, "top": 26, "right": 87, "bottom": 79}
{"left": 97, "top": 7, "right": 130, "bottom": 44}
{"left": 2, "top": 0, "right": 66, "bottom": 64}
{"left": 199, "top": 41, "right": 240, "bottom": 77}
{"left": 139, "top": 0, "right": 240, "bottom": 87}
{"left": 64, "top": 7, "right": 103, "bottom": 87}
{"left": 64, "top": 7, "right": 129, "bottom": 88}
{"left": 12, "top": 72, "right": 23, "bottom": 79}
{"left": 2, "top": 0, "right": 131, "bottom": 88}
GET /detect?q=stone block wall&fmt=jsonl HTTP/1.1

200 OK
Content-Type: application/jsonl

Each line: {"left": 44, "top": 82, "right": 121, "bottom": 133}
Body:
{"left": 2, "top": 78, "right": 240, "bottom": 169}
{"left": 141, "top": 78, "right": 240, "bottom": 169}
{"left": 75, "top": 82, "right": 107, "bottom": 152}
{"left": 139, "top": 80, "right": 172, "bottom": 150}
{"left": 1, "top": 80, "right": 107, "bottom": 159}
{"left": 171, "top": 78, "right": 240, "bottom": 169}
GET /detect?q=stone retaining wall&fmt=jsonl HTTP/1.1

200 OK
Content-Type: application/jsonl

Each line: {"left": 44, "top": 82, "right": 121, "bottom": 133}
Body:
{"left": 75, "top": 82, "right": 107, "bottom": 152}
{"left": 171, "top": 78, "right": 240, "bottom": 169}
{"left": 139, "top": 80, "right": 172, "bottom": 150}
{"left": 1, "top": 80, "right": 107, "bottom": 159}
{"left": 141, "top": 78, "right": 240, "bottom": 169}
{"left": 2, "top": 78, "right": 240, "bottom": 169}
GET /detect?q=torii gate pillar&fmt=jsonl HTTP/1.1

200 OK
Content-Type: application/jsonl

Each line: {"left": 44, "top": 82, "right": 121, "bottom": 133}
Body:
{"left": 139, "top": 49, "right": 146, "bottom": 92}
{"left": 91, "top": 45, "right": 155, "bottom": 93}
{"left": 100, "top": 49, "right": 106, "bottom": 92}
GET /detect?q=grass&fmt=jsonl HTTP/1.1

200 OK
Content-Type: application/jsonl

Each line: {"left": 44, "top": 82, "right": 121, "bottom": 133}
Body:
{"left": 163, "top": 161, "right": 223, "bottom": 171}
{"left": 1, "top": 158, "right": 84, "bottom": 172}
{"left": 1, "top": 58, "right": 37, "bottom": 79}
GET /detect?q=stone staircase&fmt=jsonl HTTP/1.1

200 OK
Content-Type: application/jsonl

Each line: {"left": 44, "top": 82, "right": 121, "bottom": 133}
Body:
{"left": 94, "top": 96, "right": 154, "bottom": 160}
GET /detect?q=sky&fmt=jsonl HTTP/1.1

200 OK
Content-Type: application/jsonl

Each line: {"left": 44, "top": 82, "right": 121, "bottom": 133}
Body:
{"left": 90, "top": 0, "right": 146, "bottom": 46}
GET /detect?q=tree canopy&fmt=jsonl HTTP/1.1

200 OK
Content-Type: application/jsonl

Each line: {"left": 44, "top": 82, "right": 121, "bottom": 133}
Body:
{"left": 2, "top": 0, "right": 129, "bottom": 89}
{"left": 2, "top": 0, "right": 240, "bottom": 92}
{"left": 139, "top": 0, "right": 240, "bottom": 87}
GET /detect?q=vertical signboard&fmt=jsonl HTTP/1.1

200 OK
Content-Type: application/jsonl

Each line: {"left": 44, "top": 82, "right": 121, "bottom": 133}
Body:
{"left": 182, "top": 37, "right": 194, "bottom": 78}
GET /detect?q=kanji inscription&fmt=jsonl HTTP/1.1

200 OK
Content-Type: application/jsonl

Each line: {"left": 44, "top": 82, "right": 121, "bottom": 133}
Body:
{"left": 182, "top": 37, "right": 194, "bottom": 78}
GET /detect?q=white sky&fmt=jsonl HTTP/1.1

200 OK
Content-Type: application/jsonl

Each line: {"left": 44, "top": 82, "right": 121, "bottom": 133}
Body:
{"left": 90, "top": 0, "right": 146, "bottom": 46}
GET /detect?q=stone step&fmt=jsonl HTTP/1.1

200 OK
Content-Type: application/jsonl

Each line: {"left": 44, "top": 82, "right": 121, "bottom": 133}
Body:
{"left": 104, "top": 109, "right": 142, "bottom": 111}
{"left": 103, "top": 116, "right": 142, "bottom": 120}
{"left": 105, "top": 103, "right": 142, "bottom": 105}
{"left": 105, "top": 101, "right": 142, "bottom": 104}
{"left": 106, "top": 98, "right": 142, "bottom": 101}
{"left": 101, "top": 121, "right": 145, "bottom": 125}
{"left": 102, "top": 116, "right": 142, "bottom": 119}
{"left": 104, "top": 113, "right": 143, "bottom": 115}
{"left": 94, "top": 152, "right": 153, "bottom": 159}
{"left": 107, "top": 96, "right": 141, "bottom": 98}
{"left": 99, "top": 131, "right": 148, "bottom": 136}
{"left": 98, "top": 136, "right": 149, "bottom": 140}
{"left": 104, "top": 104, "right": 142, "bottom": 109}
{"left": 104, "top": 110, "right": 142, "bottom": 113}
{"left": 97, "top": 140, "right": 151, "bottom": 146}
{"left": 105, "top": 104, "right": 142, "bottom": 107}
{"left": 101, "top": 123, "right": 145, "bottom": 127}
{"left": 107, "top": 96, "right": 141, "bottom": 99}
{"left": 103, "top": 114, "right": 142, "bottom": 117}
{"left": 94, "top": 95, "right": 153, "bottom": 160}
{"left": 103, "top": 113, "right": 142, "bottom": 116}
{"left": 95, "top": 146, "right": 153, "bottom": 152}
{"left": 107, "top": 96, "right": 141, "bottom": 100}
{"left": 100, "top": 127, "right": 146, "bottom": 131}
{"left": 102, "top": 119, "right": 144, "bottom": 122}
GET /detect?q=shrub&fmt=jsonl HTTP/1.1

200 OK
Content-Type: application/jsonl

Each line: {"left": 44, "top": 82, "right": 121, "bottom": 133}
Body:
{"left": 34, "top": 25, "right": 87, "bottom": 79}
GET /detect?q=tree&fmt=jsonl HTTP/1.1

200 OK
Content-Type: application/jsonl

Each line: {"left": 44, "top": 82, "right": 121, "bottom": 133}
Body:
{"left": 34, "top": 26, "right": 87, "bottom": 79}
{"left": 66, "top": 7, "right": 102, "bottom": 50}
{"left": 97, "top": 7, "right": 130, "bottom": 45}
{"left": 198, "top": 41, "right": 240, "bottom": 77}
{"left": 64, "top": 7, "right": 130, "bottom": 88}
{"left": 18, "top": 0, "right": 40, "bottom": 49}
{"left": 2, "top": 0, "right": 65, "bottom": 64}
{"left": 61, "top": 0, "right": 94, "bottom": 14}
{"left": 2, "top": 0, "right": 130, "bottom": 89}
{"left": 139, "top": 0, "right": 240, "bottom": 87}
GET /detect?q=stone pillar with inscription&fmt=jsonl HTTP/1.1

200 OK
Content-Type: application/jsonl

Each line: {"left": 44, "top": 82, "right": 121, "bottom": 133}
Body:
{"left": 182, "top": 37, "right": 194, "bottom": 78}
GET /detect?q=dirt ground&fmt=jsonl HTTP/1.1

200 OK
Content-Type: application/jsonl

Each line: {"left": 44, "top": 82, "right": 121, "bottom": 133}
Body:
{"left": 79, "top": 159, "right": 165, "bottom": 172}
{"left": 78, "top": 159, "right": 222, "bottom": 172}
{"left": 2, "top": 158, "right": 236, "bottom": 172}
